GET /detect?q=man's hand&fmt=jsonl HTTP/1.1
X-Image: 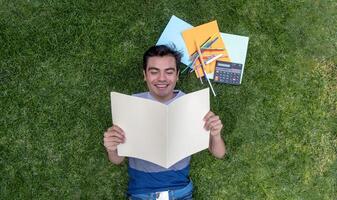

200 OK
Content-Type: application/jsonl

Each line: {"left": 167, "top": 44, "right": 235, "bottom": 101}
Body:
{"left": 204, "top": 111, "right": 226, "bottom": 158}
{"left": 103, "top": 125, "right": 125, "bottom": 152}
{"left": 203, "top": 111, "right": 223, "bottom": 137}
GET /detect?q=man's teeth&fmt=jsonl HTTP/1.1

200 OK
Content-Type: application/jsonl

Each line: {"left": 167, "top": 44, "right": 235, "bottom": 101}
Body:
{"left": 156, "top": 84, "right": 168, "bottom": 88}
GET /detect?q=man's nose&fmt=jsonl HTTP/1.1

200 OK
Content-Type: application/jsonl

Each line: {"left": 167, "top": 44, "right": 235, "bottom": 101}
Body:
{"left": 158, "top": 72, "right": 166, "bottom": 81}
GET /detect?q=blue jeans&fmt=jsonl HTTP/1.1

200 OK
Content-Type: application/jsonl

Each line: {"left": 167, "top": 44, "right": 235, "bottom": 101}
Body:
{"left": 128, "top": 181, "right": 193, "bottom": 200}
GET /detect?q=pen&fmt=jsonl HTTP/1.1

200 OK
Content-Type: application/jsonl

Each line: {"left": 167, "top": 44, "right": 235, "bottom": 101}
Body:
{"left": 195, "top": 40, "right": 216, "bottom": 96}
{"left": 205, "top": 54, "right": 223, "bottom": 65}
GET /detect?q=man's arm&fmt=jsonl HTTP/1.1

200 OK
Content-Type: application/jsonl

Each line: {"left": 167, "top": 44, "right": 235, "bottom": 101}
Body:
{"left": 209, "top": 133, "right": 226, "bottom": 158}
{"left": 204, "top": 111, "right": 226, "bottom": 158}
{"left": 106, "top": 149, "right": 125, "bottom": 165}
{"left": 103, "top": 126, "right": 126, "bottom": 164}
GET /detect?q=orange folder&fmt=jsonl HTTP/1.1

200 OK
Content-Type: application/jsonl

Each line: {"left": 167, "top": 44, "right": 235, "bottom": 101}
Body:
{"left": 182, "top": 21, "right": 231, "bottom": 78}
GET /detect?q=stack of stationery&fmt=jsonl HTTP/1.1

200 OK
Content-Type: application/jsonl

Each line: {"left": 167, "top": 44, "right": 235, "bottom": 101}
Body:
{"left": 182, "top": 21, "right": 230, "bottom": 79}
{"left": 156, "top": 15, "right": 249, "bottom": 96}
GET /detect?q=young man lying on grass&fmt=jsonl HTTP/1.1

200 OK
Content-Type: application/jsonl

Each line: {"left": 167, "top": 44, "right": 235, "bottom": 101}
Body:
{"left": 104, "top": 45, "right": 226, "bottom": 200}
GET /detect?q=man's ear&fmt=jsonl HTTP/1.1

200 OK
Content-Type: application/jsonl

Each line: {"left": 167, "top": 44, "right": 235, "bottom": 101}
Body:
{"left": 143, "top": 70, "right": 146, "bottom": 81}
{"left": 177, "top": 70, "right": 180, "bottom": 81}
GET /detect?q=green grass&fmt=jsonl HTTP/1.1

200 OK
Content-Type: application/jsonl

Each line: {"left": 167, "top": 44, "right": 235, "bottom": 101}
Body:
{"left": 1, "top": 0, "right": 336, "bottom": 199}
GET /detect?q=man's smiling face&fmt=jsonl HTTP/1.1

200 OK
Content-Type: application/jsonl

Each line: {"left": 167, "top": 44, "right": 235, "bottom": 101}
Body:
{"left": 143, "top": 56, "right": 179, "bottom": 102}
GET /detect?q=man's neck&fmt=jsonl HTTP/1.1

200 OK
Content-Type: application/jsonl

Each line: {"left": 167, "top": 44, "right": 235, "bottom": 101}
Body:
{"left": 149, "top": 91, "right": 177, "bottom": 103}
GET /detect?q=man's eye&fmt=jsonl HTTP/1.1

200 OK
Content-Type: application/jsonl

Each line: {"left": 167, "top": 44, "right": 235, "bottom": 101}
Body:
{"left": 150, "top": 71, "right": 158, "bottom": 75}
{"left": 166, "top": 71, "right": 174, "bottom": 75}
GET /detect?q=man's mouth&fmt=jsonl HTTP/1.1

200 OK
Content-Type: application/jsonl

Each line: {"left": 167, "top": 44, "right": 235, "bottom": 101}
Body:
{"left": 155, "top": 83, "right": 169, "bottom": 89}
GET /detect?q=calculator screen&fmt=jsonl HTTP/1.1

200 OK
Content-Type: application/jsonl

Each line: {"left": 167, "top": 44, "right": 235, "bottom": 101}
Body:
{"left": 218, "top": 68, "right": 241, "bottom": 73}
{"left": 217, "top": 62, "right": 231, "bottom": 68}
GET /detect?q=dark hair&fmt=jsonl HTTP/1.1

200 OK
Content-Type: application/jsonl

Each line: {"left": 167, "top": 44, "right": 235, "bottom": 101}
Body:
{"left": 143, "top": 45, "right": 182, "bottom": 73}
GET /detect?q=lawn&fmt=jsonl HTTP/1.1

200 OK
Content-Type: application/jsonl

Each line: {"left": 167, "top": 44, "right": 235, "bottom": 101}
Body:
{"left": 1, "top": 0, "right": 336, "bottom": 199}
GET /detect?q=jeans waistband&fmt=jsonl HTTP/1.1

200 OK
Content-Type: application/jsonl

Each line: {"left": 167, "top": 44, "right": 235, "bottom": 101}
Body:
{"left": 129, "top": 181, "right": 193, "bottom": 200}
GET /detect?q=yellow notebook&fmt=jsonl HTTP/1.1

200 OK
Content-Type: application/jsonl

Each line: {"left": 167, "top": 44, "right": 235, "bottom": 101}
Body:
{"left": 182, "top": 21, "right": 231, "bottom": 78}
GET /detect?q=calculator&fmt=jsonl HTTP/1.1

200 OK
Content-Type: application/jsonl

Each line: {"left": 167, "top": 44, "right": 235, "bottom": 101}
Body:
{"left": 213, "top": 61, "right": 243, "bottom": 85}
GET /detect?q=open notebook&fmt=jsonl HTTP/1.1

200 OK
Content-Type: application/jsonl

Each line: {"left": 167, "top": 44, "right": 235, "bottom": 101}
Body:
{"left": 111, "top": 88, "right": 210, "bottom": 168}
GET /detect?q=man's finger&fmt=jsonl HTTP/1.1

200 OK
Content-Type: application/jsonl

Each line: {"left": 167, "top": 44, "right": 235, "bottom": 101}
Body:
{"left": 111, "top": 126, "right": 125, "bottom": 136}
{"left": 112, "top": 132, "right": 125, "bottom": 140}
{"left": 204, "top": 115, "right": 220, "bottom": 129}
{"left": 105, "top": 141, "right": 123, "bottom": 148}
{"left": 203, "top": 111, "right": 214, "bottom": 121}
{"left": 104, "top": 137, "right": 124, "bottom": 143}
{"left": 210, "top": 121, "right": 223, "bottom": 131}
{"left": 207, "top": 119, "right": 221, "bottom": 128}
{"left": 104, "top": 131, "right": 114, "bottom": 137}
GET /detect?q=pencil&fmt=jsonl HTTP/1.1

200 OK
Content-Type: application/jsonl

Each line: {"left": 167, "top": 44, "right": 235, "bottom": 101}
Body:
{"left": 189, "top": 33, "right": 218, "bottom": 60}
{"left": 204, "top": 37, "right": 219, "bottom": 48}
{"left": 195, "top": 40, "right": 216, "bottom": 96}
